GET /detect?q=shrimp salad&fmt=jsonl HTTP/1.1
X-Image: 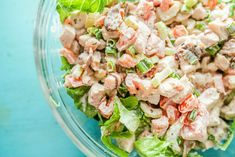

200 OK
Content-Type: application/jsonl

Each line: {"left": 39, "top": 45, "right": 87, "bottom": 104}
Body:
{"left": 56, "top": 0, "right": 235, "bottom": 156}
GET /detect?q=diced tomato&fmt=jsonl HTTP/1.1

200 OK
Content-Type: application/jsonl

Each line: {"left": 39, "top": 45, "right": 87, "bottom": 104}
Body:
{"left": 178, "top": 94, "right": 198, "bottom": 113}
{"left": 207, "top": 0, "right": 218, "bottom": 10}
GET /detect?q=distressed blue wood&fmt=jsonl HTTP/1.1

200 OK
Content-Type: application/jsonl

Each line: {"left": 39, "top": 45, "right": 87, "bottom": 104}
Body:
{"left": 0, "top": 1, "right": 85, "bottom": 156}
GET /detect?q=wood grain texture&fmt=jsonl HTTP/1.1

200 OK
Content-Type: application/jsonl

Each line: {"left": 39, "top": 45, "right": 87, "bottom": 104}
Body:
{"left": 0, "top": 0, "right": 85, "bottom": 156}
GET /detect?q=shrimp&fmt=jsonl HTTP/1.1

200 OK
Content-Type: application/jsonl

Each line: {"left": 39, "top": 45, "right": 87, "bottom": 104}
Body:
{"left": 145, "top": 32, "right": 165, "bottom": 57}
{"left": 178, "top": 94, "right": 198, "bottom": 114}
{"left": 116, "top": 26, "right": 137, "bottom": 51}
{"left": 181, "top": 103, "right": 209, "bottom": 142}
{"left": 159, "top": 78, "right": 184, "bottom": 98}
{"left": 166, "top": 105, "right": 181, "bottom": 125}
{"left": 160, "top": 0, "right": 172, "bottom": 12}
{"left": 60, "top": 48, "right": 77, "bottom": 65}
{"left": 172, "top": 25, "right": 188, "bottom": 38}
{"left": 223, "top": 75, "right": 235, "bottom": 90}
{"left": 98, "top": 97, "right": 115, "bottom": 119}
{"left": 88, "top": 83, "right": 106, "bottom": 108}
{"left": 104, "top": 73, "right": 123, "bottom": 91}
{"left": 140, "top": 102, "right": 162, "bottom": 118}
{"left": 64, "top": 74, "right": 83, "bottom": 88}
{"left": 151, "top": 116, "right": 169, "bottom": 137}
{"left": 117, "top": 54, "right": 137, "bottom": 68}
{"left": 136, "top": 0, "right": 154, "bottom": 20}
{"left": 60, "top": 25, "right": 76, "bottom": 49}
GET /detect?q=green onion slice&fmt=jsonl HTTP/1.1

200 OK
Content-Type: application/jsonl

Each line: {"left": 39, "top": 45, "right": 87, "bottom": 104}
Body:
{"left": 136, "top": 58, "right": 154, "bottom": 74}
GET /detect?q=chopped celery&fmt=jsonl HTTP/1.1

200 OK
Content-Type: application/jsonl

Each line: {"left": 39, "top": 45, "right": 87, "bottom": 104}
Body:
{"left": 151, "top": 67, "right": 173, "bottom": 88}
{"left": 136, "top": 58, "right": 154, "bottom": 74}
{"left": 125, "top": 16, "right": 139, "bottom": 30}
{"left": 181, "top": 4, "right": 191, "bottom": 13}
{"left": 156, "top": 22, "right": 168, "bottom": 40}
{"left": 184, "top": 0, "right": 198, "bottom": 8}
{"left": 165, "top": 48, "right": 176, "bottom": 56}
{"left": 184, "top": 51, "right": 198, "bottom": 65}
{"left": 149, "top": 56, "right": 159, "bottom": 64}
{"left": 227, "top": 22, "right": 235, "bottom": 35}
{"left": 206, "top": 44, "right": 221, "bottom": 57}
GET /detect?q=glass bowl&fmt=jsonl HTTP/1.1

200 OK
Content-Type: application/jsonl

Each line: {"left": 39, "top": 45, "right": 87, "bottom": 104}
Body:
{"left": 33, "top": 0, "right": 235, "bottom": 156}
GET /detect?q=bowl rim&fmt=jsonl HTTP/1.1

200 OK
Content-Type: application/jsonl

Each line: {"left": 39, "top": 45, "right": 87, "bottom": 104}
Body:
{"left": 33, "top": 1, "right": 115, "bottom": 156}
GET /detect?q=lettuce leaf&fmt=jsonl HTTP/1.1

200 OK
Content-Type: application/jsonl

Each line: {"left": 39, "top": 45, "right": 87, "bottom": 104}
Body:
{"left": 120, "top": 96, "right": 139, "bottom": 110}
{"left": 66, "top": 86, "right": 90, "bottom": 101}
{"left": 101, "top": 136, "right": 129, "bottom": 157}
{"left": 61, "top": 56, "right": 73, "bottom": 71}
{"left": 56, "top": 0, "right": 140, "bottom": 22}
{"left": 116, "top": 97, "right": 140, "bottom": 132}
{"left": 66, "top": 86, "right": 98, "bottom": 118}
{"left": 135, "top": 136, "right": 177, "bottom": 157}
{"left": 56, "top": 0, "right": 112, "bottom": 22}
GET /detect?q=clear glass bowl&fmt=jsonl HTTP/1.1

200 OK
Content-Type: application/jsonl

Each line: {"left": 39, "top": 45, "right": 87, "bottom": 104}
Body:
{"left": 33, "top": 0, "right": 235, "bottom": 156}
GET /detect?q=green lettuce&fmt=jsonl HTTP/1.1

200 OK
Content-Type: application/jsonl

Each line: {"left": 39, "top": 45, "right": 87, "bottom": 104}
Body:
{"left": 120, "top": 96, "right": 139, "bottom": 110}
{"left": 135, "top": 136, "right": 178, "bottom": 157}
{"left": 101, "top": 136, "right": 129, "bottom": 157}
{"left": 56, "top": 0, "right": 140, "bottom": 22}
{"left": 116, "top": 97, "right": 140, "bottom": 132}
{"left": 61, "top": 56, "right": 73, "bottom": 71}
{"left": 67, "top": 86, "right": 98, "bottom": 118}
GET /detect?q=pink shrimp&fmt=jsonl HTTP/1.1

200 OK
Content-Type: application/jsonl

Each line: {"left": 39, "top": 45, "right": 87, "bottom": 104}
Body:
{"left": 166, "top": 105, "right": 181, "bottom": 125}
{"left": 60, "top": 48, "right": 77, "bottom": 64}
{"left": 151, "top": 116, "right": 169, "bottom": 137}
{"left": 98, "top": 97, "right": 115, "bottom": 119}
{"left": 160, "top": 0, "right": 172, "bottom": 12}
{"left": 172, "top": 25, "right": 188, "bottom": 38}
{"left": 136, "top": 0, "right": 154, "bottom": 20}
{"left": 117, "top": 54, "right": 137, "bottom": 68}
{"left": 116, "top": 27, "right": 137, "bottom": 52}
{"left": 178, "top": 94, "right": 198, "bottom": 114}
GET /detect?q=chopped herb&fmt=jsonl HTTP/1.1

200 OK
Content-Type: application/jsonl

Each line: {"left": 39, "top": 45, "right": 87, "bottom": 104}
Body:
{"left": 126, "top": 45, "right": 137, "bottom": 56}
{"left": 87, "top": 27, "right": 102, "bottom": 39}
{"left": 195, "top": 22, "right": 206, "bottom": 31}
{"left": 170, "top": 72, "right": 181, "bottom": 79}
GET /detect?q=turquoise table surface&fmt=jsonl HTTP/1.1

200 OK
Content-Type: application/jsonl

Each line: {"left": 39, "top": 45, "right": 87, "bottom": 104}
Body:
{"left": 0, "top": 1, "right": 85, "bottom": 157}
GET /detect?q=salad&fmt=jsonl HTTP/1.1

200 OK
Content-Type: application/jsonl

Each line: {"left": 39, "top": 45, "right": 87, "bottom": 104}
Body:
{"left": 56, "top": 0, "right": 235, "bottom": 156}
